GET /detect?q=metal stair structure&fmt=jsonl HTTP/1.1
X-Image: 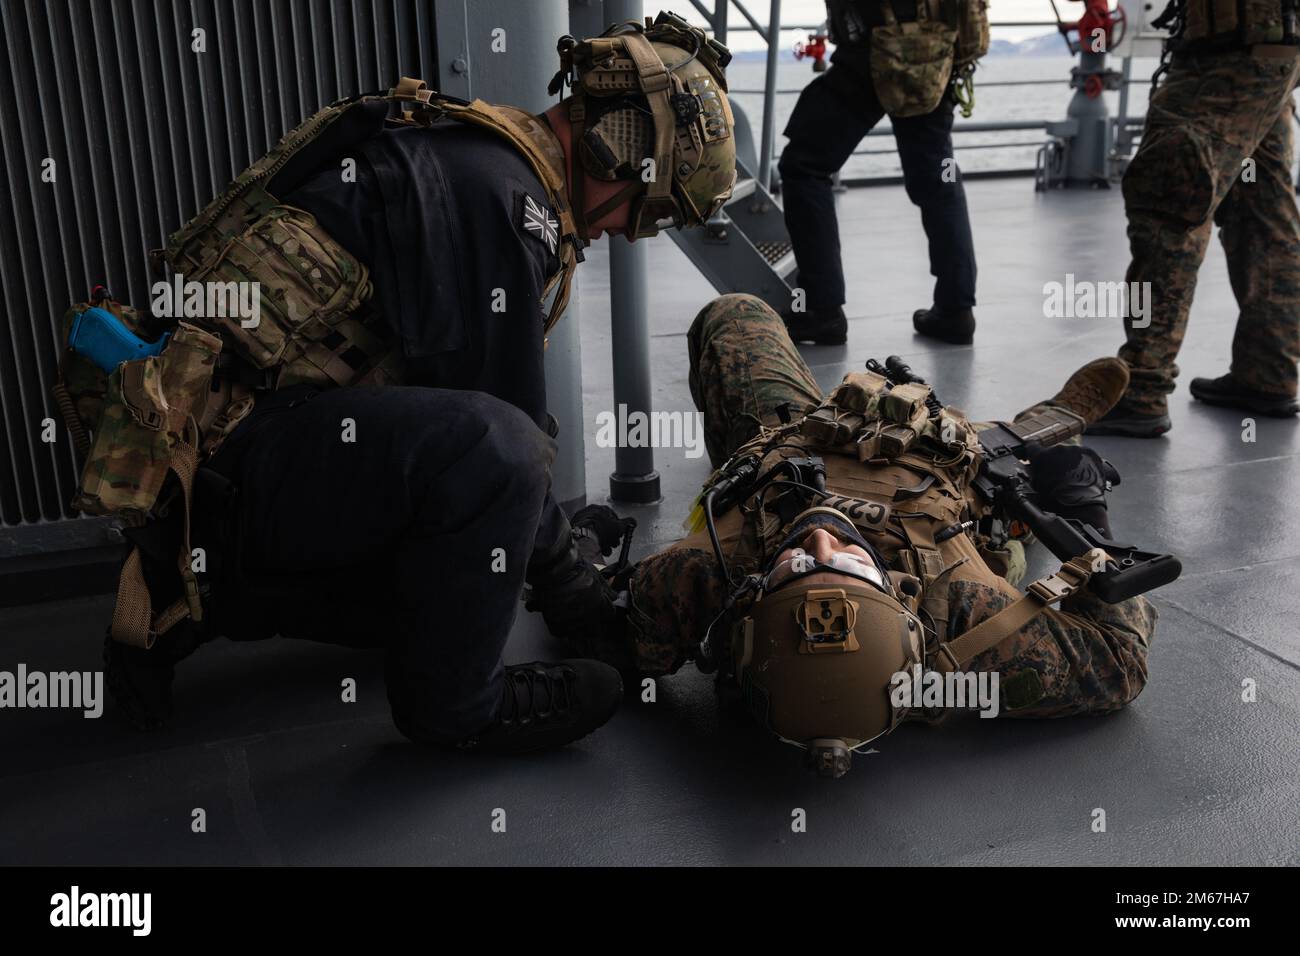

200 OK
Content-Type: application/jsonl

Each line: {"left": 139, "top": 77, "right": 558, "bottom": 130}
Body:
{"left": 667, "top": 102, "right": 798, "bottom": 313}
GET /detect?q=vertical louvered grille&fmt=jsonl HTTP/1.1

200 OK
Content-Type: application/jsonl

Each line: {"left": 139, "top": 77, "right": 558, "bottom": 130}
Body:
{"left": 0, "top": 0, "right": 437, "bottom": 533}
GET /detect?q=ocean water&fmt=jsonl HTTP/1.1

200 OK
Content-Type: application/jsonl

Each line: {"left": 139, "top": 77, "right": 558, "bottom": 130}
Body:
{"left": 726, "top": 54, "right": 1163, "bottom": 178}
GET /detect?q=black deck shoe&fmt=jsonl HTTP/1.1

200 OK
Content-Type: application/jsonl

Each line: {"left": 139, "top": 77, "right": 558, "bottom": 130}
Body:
{"left": 1189, "top": 374, "right": 1299, "bottom": 417}
{"left": 1086, "top": 401, "right": 1171, "bottom": 438}
{"left": 458, "top": 660, "right": 623, "bottom": 755}
{"left": 912, "top": 306, "right": 975, "bottom": 345}
{"left": 782, "top": 305, "right": 847, "bottom": 345}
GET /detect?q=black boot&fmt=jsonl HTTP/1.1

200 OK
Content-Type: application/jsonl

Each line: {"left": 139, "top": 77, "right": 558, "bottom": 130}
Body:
{"left": 782, "top": 305, "right": 847, "bottom": 345}
{"left": 912, "top": 306, "right": 975, "bottom": 345}
{"left": 454, "top": 660, "right": 623, "bottom": 755}
{"left": 1086, "top": 400, "right": 1172, "bottom": 438}
{"left": 1189, "top": 373, "right": 1299, "bottom": 417}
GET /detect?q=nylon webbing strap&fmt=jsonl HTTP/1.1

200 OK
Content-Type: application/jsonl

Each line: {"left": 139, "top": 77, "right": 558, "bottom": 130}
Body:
{"left": 437, "top": 98, "right": 581, "bottom": 331}
{"left": 932, "top": 553, "right": 1096, "bottom": 673}
{"left": 621, "top": 33, "right": 675, "bottom": 204}
{"left": 109, "top": 438, "right": 203, "bottom": 649}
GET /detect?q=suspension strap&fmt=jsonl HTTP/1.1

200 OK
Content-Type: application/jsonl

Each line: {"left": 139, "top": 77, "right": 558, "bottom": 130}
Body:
{"left": 931, "top": 552, "right": 1098, "bottom": 673}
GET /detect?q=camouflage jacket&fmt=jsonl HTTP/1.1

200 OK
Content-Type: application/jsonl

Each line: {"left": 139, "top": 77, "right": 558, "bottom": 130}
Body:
{"left": 626, "top": 438, "right": 1157, "bottom": 718}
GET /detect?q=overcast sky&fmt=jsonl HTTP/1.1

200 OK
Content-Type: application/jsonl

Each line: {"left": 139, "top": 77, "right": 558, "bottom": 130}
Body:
{"left": 679, "top": 0, "right": 1068, "bottom": 46}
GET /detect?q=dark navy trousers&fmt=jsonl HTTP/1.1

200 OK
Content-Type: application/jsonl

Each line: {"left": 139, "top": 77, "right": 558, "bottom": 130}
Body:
{"left": 778, "top": 64, "right": 977, "bottom": 313}
{"left": 199, "top": 384, "right": 568, "bottom": 743}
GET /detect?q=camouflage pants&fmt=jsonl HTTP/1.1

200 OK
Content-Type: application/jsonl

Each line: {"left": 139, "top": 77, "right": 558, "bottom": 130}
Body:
{"left": 688, "top": 293, "right": 823, "bottom": 468}
{"left": 1119, "top": 48, "right": 1300, "bottom": 414}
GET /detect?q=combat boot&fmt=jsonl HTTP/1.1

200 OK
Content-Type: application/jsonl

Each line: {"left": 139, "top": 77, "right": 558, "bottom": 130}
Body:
{"left": 455, "top": 660, "right": 623, "bottom": 755}
{"left": 1190, "top": 374, "right": 1299, "bottom": 417}
{"left": 912, "top": 306, "right": 975, "bottom": 345}
{"left": 1036, "top": 357, "right": 1130, "bottom": 425}
{"left": 1086, "top": 401, "right": 1172, "bottom": 438}
{"left": 782, "top": 305, "right": 848, "bottom": 345}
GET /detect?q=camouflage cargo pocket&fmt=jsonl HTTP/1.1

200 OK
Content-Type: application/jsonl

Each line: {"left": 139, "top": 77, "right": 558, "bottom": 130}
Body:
{"left": 73, "top": 322, "right": 221, "bottom": 518}
{"left": 1121, "top": 125, "right": 1218, "bottom": 227}
{"left": 953, "top": 0, "right": 989, "bottom": 72}
{"left": 190, "top": 205, "right": 372, "bottom": 368}
{"left": 870, "top": 21, "right": 957, "bottom": 118}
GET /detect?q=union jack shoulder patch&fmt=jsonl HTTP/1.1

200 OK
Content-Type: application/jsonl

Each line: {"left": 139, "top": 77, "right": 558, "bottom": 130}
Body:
{"left": 519, "top": 193, "right": 558, "bottom": 255}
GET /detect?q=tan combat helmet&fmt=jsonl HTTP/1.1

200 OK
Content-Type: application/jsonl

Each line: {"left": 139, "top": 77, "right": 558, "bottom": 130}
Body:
{"left": 730, "top": 508, "right": 925, "bottom": 778}
{"left": 548, "top": 9, "right": 736, "bottom": 241}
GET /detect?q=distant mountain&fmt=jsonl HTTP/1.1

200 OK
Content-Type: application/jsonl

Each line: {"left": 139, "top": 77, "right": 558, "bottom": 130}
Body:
{"left": 997, "top": 32, "right": 1072, "bottom": 56}
{"left": 727, "top": 32, "right": 1069, "bottom": 61}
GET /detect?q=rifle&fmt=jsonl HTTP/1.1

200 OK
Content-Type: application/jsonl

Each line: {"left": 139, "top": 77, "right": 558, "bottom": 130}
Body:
{"left": 869, "top": 356, "right": 1182, "bottom": 603}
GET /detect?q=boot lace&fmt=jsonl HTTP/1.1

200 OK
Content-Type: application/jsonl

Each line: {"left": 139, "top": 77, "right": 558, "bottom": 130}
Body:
{"left": 500, "top": 665, "right": 576, "bottom": 728}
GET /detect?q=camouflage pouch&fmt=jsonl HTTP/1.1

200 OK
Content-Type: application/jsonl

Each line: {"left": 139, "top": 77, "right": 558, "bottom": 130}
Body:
{"left": 183, "top": 204, "right": 374, "bottom": 386}
{"left": 950, "top": 0, "right": 989, "bottom": 73}
{"left": 72, "top": 322, "right": 221, "bottom": 520}
{"left": 870, "top": 2, "right": 957, "bottom": 118}
{"left": 53, "top": 299, "right": 165, "bottom": 460}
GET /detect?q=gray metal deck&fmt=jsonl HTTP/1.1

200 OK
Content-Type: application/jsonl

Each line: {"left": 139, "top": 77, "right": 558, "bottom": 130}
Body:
{"left": 2, "top": 178, "right": 1297, "bottom": 866}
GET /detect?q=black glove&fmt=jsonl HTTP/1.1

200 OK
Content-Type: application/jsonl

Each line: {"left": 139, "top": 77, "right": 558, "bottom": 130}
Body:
{"left": 570, "top": 504, "right": 632, "bottom": 561}
{"left": 526, "top": 529, "right": 633, "bottom": 672}
{"left": 1027, "top": 445, "right": 1118, "bottom": 537}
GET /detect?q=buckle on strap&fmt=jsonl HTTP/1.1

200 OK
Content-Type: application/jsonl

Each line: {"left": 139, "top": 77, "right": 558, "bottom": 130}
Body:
{"left": 390, "top": 76, "right": 432, "bottom": 102}
{"left": 932, "top": 642, "right": 961, "bottom": 674}
{"left": 1026, "top": 552, "right": 1097, "bottom": 605}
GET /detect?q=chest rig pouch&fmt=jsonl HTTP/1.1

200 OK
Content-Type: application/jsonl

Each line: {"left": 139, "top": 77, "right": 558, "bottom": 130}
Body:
{"left": 785, "top": 370, "right": 982, "bottom": 646}
{"left": 161, "top": 77, "right": 581, "bottom": 396}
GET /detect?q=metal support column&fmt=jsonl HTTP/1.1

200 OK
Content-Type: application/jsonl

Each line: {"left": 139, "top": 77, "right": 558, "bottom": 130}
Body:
{"left": 757, "top": 0, "right": 782, "bottom": 193}
{"left": 459, "top": 0, "right": 587, "bottom": 511}
{"left": 603, "top": 0, "right": 661, "bottom": 504}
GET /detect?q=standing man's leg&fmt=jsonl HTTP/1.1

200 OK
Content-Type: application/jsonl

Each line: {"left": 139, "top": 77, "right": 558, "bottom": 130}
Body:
{"left": 778, "top": 66, "right": 884, "bottom": 344}
{"left": 1190, "top": 96, "right": 1300, "bottom": 415}
{"left": 893, "top": 96, "right": 979, "bottom": 345}
{"left": 1094, "top": 50, "right": 1300, "bottom": 436}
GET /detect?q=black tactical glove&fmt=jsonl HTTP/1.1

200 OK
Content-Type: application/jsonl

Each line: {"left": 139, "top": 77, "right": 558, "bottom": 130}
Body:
{"left": 569, "top": 504, "right": 634, "bottom": 564}
{"left": 526, "top": 521, "right": 634, "bottom": 672}
{"left": 1027, "top": 445, "right": 1119, "bottom": 537}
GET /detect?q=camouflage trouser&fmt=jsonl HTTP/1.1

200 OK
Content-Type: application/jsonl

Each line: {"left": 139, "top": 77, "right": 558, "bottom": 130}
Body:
{"left": 688, "top": 293, "right": 823, "bottom": 468}
{"left": 1119, "top": 48, "right": 1300, "bottom": 414}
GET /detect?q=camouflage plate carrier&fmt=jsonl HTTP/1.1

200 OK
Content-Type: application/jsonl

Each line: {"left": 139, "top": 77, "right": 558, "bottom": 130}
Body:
{"left": 683, "top": 366, "right": 1095, "bottom": 682}
{"left": 54, "top": 78, "right": 581, "bottom": 649}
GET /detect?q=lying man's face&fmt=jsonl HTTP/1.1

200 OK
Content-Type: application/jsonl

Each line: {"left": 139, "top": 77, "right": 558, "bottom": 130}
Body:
{"left": 765, "top": 527, "right": 888, "bottom": 593}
